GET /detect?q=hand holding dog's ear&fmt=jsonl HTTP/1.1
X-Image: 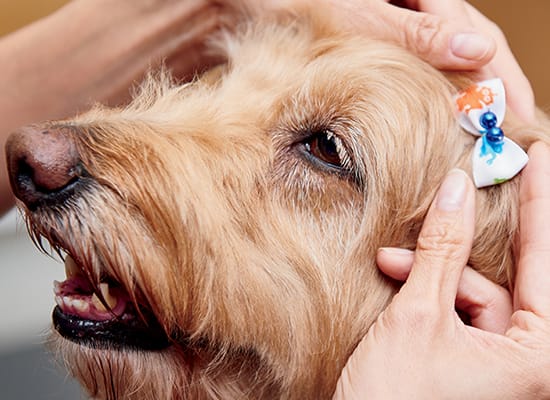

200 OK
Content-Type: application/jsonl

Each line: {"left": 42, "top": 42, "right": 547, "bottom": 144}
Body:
{"left": 325, "top": 0, "right": 535, "bottom": 122}
{"left": 334, "top": 143, "right": 550, "bottom": 400}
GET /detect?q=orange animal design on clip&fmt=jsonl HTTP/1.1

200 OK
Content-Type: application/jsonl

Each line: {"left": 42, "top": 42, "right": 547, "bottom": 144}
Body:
{"left": 456, "top": 84, "right": 496, "bottom": 114}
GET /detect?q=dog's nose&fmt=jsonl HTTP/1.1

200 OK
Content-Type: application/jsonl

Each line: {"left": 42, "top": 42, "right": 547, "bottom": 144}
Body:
{"left": 5, "top": 126, "right": 82, "bottom": 208}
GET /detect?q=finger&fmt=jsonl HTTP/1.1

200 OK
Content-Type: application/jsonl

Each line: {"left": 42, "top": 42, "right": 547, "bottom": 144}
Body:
{"left": 404, "top": 0, "right": 469, "bottom": 21}
{"left": 332, "top": 0, "right": 496, "bottom": 69}
{"left": 377, "top": 248, "right": 513, "bottom": 333}
{"left": 515, "top": 142, "right": 550, "bottom": 317}
{"left": 456, "top": 268, "right": 513, "bottom": 334}
{"left": 376, "top": 247, "right": 415, "bottom": 281}
{"left": 402, "top": 169, "right": 475, "bottom": 309}
{"left": 464, "top": 3, "right": 535, "bottom": 122}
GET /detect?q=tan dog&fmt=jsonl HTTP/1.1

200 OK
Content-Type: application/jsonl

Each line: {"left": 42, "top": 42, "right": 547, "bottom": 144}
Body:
{"left": 5, "top": 5, "right": 550, "bottom": 400}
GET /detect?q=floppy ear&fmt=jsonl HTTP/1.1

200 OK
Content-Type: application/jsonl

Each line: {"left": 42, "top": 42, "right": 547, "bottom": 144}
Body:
{"left": 359, "top": 67, "right": 549, "bottom": 289}
{"left": 441, "top": 72, "right": 550, "bottom": 288}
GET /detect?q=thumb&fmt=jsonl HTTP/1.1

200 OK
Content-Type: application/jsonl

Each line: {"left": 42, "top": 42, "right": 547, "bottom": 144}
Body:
{"left": 335, "top": 0, "right": 496, "bottom": 70}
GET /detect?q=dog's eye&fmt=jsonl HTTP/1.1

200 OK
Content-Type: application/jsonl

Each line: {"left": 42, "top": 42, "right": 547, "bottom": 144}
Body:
{"left": 302, "top": 130, "right": 350, "bottom": 171}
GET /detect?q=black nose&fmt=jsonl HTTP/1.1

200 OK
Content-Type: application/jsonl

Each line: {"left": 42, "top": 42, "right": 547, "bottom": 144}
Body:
{"left": 5, "top": 125, "right": 82, "bottom": 209}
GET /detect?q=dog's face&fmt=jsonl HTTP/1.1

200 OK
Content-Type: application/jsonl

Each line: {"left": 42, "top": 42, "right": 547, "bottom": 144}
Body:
{"left": 5, "top": 9, "right": 541, "bottom": 400}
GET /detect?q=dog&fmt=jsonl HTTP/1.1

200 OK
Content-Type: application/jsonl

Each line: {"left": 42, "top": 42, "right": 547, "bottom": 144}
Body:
{"left": 5, "top": 4, "right": 550, "bottom": 399}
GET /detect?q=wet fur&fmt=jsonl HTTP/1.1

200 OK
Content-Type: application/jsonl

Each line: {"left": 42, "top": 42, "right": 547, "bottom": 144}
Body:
{"left": 20, "top": 5, "right": 550, "bottom": 400}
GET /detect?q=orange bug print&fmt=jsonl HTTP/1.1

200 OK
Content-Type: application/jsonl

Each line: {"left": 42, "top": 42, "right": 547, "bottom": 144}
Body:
{"left": 456, "top": 84, "right": 496, "bottom": 114}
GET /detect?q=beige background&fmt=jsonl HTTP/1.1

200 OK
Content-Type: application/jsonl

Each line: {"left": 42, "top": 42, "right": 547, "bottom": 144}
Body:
{"left": 0, "top": 0, "right": 66, "bottom": 33}
{"left": 471, "top": 0, "right": 550, "bottom": 109}
{"left": 0, "top": 0, "right": 549, "bottom": 108}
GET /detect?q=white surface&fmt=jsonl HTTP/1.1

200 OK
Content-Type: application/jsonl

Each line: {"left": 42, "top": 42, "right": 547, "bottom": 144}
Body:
{"left": 0, "top": 209, "right": 65, "bottom": 353}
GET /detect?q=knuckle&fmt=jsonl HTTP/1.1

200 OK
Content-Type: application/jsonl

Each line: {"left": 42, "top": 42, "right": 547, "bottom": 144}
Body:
{"left": 404, "top": 13, "right": 444, "bottom": 58}
{"left": 416, "top": 222, "right": 465, "bottom": 255}
{"left": 509, "top": 310, "right": 532, "bottom": 329}
{"left": 510, "top": 309, "right": 547, "bottom": 331}
{"left": 485, "top": 20, "right": 506, "bottom": 41}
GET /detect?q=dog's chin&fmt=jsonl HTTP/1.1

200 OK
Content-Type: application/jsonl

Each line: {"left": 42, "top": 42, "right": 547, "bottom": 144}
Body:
{"left": 48, "top": 252, "right": 282, "bottom": 398}
{"left": 50, "top": 328, "right": 281, "bottom": 399}
{"left": 49, "top": 334, "right": 194, "bottom": 399}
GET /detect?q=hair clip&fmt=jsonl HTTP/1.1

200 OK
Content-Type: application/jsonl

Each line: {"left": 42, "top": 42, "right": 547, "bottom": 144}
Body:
{"left": 455, "top": 78, "right": 528, "bottom": 188}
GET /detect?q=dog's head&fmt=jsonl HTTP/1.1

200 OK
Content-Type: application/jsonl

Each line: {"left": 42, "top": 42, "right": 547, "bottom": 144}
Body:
{"left": 5, "top": 7, "right": 548, "bottom": 400}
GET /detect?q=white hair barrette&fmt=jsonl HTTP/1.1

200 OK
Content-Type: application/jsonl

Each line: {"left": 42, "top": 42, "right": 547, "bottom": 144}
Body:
{"left": 455, "top": 78, "right": 528, "bottom": 188}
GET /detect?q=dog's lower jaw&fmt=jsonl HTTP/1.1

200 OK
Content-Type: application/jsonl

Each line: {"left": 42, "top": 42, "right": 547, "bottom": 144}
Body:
{"left": 51, "top": 314, "right": 364, "bottom": 400}
{"left": 51, "top": 333, "right": 286, "bottom": 400}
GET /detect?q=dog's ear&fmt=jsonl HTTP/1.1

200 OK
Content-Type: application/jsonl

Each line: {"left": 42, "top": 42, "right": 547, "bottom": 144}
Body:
{"left": 199, "top": 65, "right": 225, "bottom": 87}
{"left": 441, "top": 72, "right": 550, "bottom": 289}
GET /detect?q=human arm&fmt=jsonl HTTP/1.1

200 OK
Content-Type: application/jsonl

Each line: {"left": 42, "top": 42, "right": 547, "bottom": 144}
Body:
{"left": 0, "top": 0, "right": 224, "bottom": 215}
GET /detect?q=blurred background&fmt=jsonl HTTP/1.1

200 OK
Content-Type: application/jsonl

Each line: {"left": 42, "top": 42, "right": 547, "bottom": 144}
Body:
{"left": 0, "top": 1, "right": 548, "bottom": 399}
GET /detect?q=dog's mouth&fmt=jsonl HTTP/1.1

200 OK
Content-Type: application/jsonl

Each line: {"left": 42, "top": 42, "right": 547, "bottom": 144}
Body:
{"left": 52, "top": 255, "right": 170, "bottom": 350}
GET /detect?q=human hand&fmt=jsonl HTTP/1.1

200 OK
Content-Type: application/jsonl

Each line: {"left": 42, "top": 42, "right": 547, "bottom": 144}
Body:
{"left": 346, "top": 0, "right": 534, "bottom": 122}
{"left": 333, "top": 142, "right": 550, "bottom": 400}
{"left": 280, "top": 0, "right": 534, "bottom": 122}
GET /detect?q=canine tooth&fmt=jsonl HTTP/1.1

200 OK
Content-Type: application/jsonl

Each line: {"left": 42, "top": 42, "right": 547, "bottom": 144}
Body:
{"left": 99, "top": 283, "right": 117, "bottom": 309}
{"left": 91, "top": 293, "right": 108, "bottom": 312}
{"left": 55, "top": 296, "right": 64, "bottom": 308}
{"left": 64, "top": 256, "right": 79, "bottom": 278}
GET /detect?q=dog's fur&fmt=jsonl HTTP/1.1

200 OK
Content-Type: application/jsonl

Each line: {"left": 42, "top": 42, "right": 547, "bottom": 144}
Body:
{"left": 17, "top": 5, "right": 550, "bottom": 400}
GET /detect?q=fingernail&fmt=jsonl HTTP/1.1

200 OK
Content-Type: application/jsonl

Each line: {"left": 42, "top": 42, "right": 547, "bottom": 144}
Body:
{"left": 451, "top": 32, "right": 493, "bottom": 61}
{"left": 436, "top": 169, "right": 468, "bottom": 211}
{"left": 378, "top": 247, "right": 414, "bottom": 256}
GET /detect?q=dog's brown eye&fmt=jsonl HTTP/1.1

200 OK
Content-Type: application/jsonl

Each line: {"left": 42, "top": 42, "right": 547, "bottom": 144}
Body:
{"left": 302, "top": 130, "right": 350, "bottom": 170}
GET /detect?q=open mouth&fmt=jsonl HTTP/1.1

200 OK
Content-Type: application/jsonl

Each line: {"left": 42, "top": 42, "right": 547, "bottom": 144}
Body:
{"left": 52, "top": 255, "right": 170, "bottom": 351}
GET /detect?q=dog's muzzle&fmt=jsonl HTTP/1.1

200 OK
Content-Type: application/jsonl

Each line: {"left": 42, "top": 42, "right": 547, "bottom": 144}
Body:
{"left": 5, "top": 125, "right": 172, "bottom": 350}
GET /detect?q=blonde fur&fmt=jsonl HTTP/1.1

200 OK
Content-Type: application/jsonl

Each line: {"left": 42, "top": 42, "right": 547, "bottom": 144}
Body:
{"left": 19, "top": 5, "right": 550, "bottom": 400}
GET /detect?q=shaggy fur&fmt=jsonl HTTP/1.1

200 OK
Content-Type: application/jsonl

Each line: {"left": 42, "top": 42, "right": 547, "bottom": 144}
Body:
{"left": 14, "top": 5, "right": 550, "bottom": 400}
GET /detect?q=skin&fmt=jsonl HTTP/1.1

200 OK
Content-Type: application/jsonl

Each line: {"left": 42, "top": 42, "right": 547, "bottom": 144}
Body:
{"left": 0, "top": 0, "right": 535, "bottom": 216}
{"left": 334, "top": 142, "right": 550, "bottom": 399}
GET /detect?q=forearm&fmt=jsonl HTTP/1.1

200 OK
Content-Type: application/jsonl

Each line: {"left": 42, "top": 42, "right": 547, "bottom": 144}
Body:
{"left": 0, "top": 0, "right": 221, "bottom": 215}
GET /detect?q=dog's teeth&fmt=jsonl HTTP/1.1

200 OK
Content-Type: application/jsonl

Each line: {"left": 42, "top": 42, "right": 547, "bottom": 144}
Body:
{"left": 99, "top": 283, "right": 117, "bottom": 309}
{"left": 72, "top": 299, "right": 89, "bottom": 313}
{"left": 92, "top": 284, "right": 118, "bottom": 312}
{"left": 62, "top": 296, "right": 72, "bottom": 308}
{"left": 91, "top": 293, "right": 108, "bottom": 312}
{"left": 64, "top": 255, "right": 80, "bottom": 278}
{"left": 55, "top": 295, "right": 64, "bottom": 308}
